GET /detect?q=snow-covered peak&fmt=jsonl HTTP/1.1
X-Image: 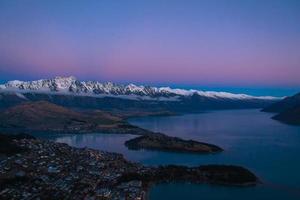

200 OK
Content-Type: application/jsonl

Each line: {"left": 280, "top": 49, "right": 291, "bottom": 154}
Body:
{"left": 52, "top": 76, "right": 77, "bottom": 91}
{"left": 159, "top": 87, "right": 193, "bottom": 96}
{"left": 0, "top": 76, "right": 281, "bottom": 101}
{"left": 1, "top": 76, "right": 77, "bottom": 92}
{"left": 53, "top": 76, "right": 76, "bottom": 85}
{"left": 5, "top": 80, "right": 24, "bottom": 88}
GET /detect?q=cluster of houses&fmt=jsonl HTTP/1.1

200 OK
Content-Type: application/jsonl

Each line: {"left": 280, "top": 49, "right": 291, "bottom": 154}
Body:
{"left": 0, "top": 138, "right": 149, "bottom": 199}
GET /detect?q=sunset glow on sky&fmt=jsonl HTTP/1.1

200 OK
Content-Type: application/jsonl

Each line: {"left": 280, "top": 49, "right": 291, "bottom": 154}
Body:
{"left": 0, "top": 0, "right": 299, "bottom": 95}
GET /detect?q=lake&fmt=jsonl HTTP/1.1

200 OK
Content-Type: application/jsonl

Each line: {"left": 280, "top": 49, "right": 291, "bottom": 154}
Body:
{"left": 39, "top": 109, "right": 300, "bottom": 200}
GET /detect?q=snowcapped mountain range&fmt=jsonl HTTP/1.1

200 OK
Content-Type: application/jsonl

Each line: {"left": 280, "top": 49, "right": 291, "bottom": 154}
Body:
{"left": 0, "top": 76, "right": 280, "bottom": 101}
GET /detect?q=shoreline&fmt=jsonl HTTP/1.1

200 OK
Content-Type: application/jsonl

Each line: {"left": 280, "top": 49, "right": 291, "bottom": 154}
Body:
{"left": 0, "top": 134, "right": 259, "bottom": 199}
{"left": 0, "top": 116, "right": 224, "bottom": 154}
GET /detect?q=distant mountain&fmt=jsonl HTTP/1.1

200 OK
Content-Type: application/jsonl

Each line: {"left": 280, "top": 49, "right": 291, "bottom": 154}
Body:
{"left": 262, "top": 92, "right": 300, "bottom": 125}
{"left": 0, "top": 76, "right": 280, "bottom": 111}
{"left": 0, "top": 101, "right": 145, "bottom": 134}
{"left": 262, "top": 92, "right": 300, "bottom": 113}
{"left": 0, "top": 76, "right": 279, "bottom": 100}
{"left": 272, "top": 106, "right": 300, "bottom": 125}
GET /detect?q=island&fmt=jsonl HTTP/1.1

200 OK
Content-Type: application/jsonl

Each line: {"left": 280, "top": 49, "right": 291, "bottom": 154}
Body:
{"left": 125, "top": 134, "right": 223, "bottom": 153}
{"left": 0, "top": 134, "right": 258, "bottom": 199}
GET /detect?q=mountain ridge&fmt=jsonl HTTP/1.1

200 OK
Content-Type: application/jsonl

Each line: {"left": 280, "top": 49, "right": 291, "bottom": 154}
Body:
{"left": 0, "top": 76, "right": 280, "bottom": 112}
{"left": 0, "top": 76, "right": 280, "bottom": 101}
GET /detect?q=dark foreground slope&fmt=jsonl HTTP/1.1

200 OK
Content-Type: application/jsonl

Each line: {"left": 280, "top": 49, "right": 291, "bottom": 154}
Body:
{"left": 0, "top": 133, "right": 34, "bottom": 155}
{"left": 262, "top": 92, "right": 300, "bottom": 125}
{"left": 0, "top": 136, "right": 258, "bottom": 199}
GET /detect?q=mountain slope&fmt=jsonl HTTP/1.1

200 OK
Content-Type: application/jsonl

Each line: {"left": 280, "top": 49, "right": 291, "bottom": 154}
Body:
{"left": 262, "top": 92, "right": 300, "bottom": 125}
{"left": 262, "top": 92, "right": 300, "bottom": 113}
{"left": 0, "top": 91, "right": 277, "bottom": 113}
{"left": 0, "top": 101, "right": 145, "bottom": 134}
{"left": 272, "top": 106, "right": 300, "bottom": 125}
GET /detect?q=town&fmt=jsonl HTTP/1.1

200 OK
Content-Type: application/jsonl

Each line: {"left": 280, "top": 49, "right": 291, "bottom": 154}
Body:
{"left": 0, "top": 135, "right": 258, "bottom": 200}
{"left": 0, "top": 138, "right": 148, "bottom": 199}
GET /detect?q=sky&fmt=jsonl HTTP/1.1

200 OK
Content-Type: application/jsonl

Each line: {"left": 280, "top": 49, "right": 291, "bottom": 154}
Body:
{"left": 0, "top": 0, "right": 299, "bottom": 96}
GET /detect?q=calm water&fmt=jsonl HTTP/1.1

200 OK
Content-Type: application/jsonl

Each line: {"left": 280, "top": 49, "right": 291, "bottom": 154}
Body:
{"left": 39, "top": 109, "right": 300, "bottom": 200}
